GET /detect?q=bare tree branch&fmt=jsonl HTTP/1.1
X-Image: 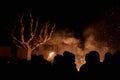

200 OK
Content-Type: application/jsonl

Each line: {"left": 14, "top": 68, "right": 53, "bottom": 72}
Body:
{"left": 39, "top": 24, "right": 44, "bottom": 41}
{"left": 29, "top": 12, "right": 34, "bottom": 36}
{"left": 27, "top": 18, "right": 39, "bottom": 44}
{"left": 34, "top": 18, "right": 39, "bottom": 34}
{"left": 44, "top": 22, "right": 49, "bottom": 39}
{"left": 11, "top": 11, "right": 55, "bottom": 60}
{"left": 19, "top": 15, "right": 25, "bottom": 43}
{"left": 13, "top": 40, "right": 23, "bottom": 48}
{"left": 32, "top": 23, "right": 55, "bottom": 51}
{"left": 11, "top": 34, "right": 27, "bottom": 50}
{"left": 47, "top": 23, "right": 56, "bottom": 40}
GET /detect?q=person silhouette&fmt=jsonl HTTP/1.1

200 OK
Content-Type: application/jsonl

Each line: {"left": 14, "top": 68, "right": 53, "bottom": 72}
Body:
{"left": 78, "top": 51, "right": 102, "bottom": 80}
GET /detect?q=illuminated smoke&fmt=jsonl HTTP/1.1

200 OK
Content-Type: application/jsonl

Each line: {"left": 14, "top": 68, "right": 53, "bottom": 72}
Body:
{"left": 83, "top": 31, "right": 110, "bottom": 62}
{"left": 36, "top": 11, "right": 120, "bottom": 70}
{"left": 48, "top": 28, "right": 86, "bottom": 69}
{"left": 47, "top": 16, "right": 120, "bottom": 70}
{"left": 82, "top": 11, "right": 120, "bottom": 61}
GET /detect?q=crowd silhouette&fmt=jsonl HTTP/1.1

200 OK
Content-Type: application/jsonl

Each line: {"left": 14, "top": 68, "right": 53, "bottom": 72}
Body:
{"left": 0, "top": 50, "right": 120, "bottom": 80}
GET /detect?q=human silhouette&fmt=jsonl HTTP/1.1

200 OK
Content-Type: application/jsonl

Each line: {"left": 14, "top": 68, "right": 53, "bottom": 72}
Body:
{"left": 78, "top": 51, "right": 102, "bottom": 80}
{"left": 102, "top": 52, "right": 113, "bottom": 79}
{"left": 112, "top": 50, "right": 120, "bottom": 80}
{"left": 52, "top": 54, "right": 65, "bottom": 80}
{"left": 63, "top": 51, "right": 78, "bottom": 80}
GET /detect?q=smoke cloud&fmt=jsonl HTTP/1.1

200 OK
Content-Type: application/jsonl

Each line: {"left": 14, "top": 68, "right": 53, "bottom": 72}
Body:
{"left": 50, "top": 12, "right": 120, "bottom": 69}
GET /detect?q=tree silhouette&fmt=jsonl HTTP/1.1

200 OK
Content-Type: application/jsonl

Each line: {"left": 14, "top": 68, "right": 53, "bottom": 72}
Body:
{"left": 11, "top": 11, "right": 55, "bottom": 60}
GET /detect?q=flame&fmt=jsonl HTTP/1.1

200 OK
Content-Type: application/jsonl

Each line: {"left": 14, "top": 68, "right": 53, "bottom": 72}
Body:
{"left": 47, "top": 52, "right": 55, "bottom": 60}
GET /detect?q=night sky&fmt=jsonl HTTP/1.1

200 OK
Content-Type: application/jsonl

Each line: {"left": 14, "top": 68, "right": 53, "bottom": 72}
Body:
{"left": 0, "top": 0, "right": 120, "bottom": 46}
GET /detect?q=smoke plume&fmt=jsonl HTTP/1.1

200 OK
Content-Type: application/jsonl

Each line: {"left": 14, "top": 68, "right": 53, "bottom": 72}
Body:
{"left": 50, "top": 12, "right": 120, "bottom": 69}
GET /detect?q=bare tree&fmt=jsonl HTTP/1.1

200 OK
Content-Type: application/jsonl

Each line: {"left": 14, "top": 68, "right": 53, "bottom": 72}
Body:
{"left": 11, "top": 12, "right": 55, "bottom": 60}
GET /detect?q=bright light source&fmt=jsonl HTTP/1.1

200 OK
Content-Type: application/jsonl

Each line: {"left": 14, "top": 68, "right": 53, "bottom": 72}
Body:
{"left": 47, "top": 52, "right": 55, "bottom": 60}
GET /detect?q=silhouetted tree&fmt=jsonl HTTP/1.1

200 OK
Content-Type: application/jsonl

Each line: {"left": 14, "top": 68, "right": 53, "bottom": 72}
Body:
{"left": 11, "top": 10, "right": 55, "bottom": 60}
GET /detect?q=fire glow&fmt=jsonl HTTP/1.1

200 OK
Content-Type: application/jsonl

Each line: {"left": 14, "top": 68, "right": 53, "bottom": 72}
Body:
{"left": 47, "top": 52, "right": 55, "bottom": 60}
{"left": 12, "top": 11, "right": 120, "bottom": 70}
{"left": 42, "top": 22, "right": 120, "bottom": 70}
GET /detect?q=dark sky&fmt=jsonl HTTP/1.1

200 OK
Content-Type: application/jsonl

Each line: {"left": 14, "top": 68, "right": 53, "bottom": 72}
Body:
{"left": 0, "top": 0, "right": 120, "bottom": 45}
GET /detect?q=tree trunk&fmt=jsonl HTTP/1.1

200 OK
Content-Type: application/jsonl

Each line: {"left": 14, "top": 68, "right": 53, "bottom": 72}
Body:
{"left": 26, "top": 48, "right": 32, "bottom": 61}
